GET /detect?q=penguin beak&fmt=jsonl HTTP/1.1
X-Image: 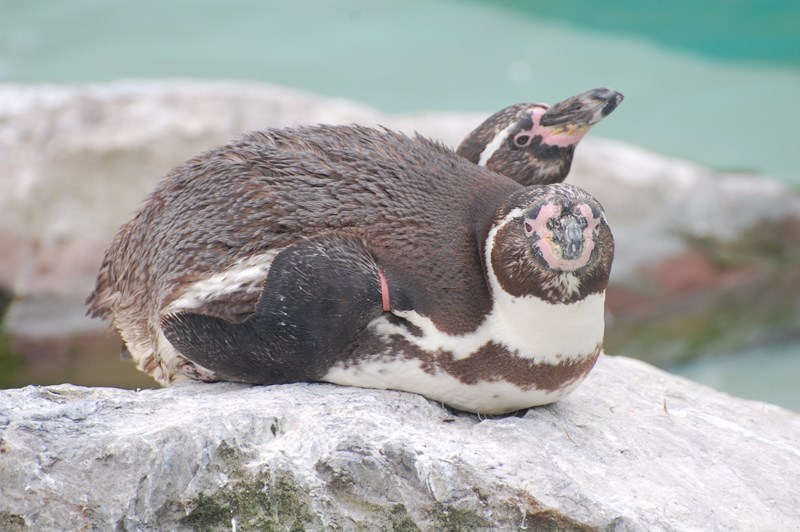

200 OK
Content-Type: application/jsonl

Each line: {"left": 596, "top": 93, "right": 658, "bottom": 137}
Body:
{"left": 560, "top": 218, "right": 584, "bottom": 261}
{"left": 540, "top": 88, "right": 624, "bottom": 131}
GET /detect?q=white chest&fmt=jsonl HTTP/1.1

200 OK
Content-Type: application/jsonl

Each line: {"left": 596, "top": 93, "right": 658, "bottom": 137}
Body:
{"left": 374, "top": 291, "right": 605, "bottom": 363}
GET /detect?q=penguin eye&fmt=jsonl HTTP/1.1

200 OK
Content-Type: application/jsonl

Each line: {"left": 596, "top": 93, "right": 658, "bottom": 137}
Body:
{"left": 512, "top": 110, "right": 535, "bottom": 148}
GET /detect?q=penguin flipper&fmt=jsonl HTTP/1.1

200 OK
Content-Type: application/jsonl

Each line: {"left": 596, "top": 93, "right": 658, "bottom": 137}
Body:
{"left": 160, "top": 234, "right": 385, "bottom": 384}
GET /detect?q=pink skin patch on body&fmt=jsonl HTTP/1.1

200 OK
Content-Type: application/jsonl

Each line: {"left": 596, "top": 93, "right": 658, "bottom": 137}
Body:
{"left": 379, "top": 268, "right": 391, "bottom": 312}
{"left": 513, "top": 107, "right": 589, "bottom": 148}
{"left": 524, "top": 203, "right": 600, "bottom": 271}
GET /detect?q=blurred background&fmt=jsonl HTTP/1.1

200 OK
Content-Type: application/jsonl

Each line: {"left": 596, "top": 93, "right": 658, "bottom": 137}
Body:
{"left": 1, "top": 0, "right": 798, "bottom": 411}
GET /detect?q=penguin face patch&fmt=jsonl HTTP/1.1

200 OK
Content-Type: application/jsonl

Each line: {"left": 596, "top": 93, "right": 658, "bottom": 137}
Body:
{"left": 510, "top": 105, "right": 547, "bottom": 149}
{"left": 488, "top": 184, "right": 614, "bottom": 303}
{"left": 511, "top": 106, "right": 590, "bottom": 150}
{"left": 524, "top": 202, "right": 602, "bottom": 272}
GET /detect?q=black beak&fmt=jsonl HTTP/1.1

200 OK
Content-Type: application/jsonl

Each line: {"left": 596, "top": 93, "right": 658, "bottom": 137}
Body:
{"left": 561, "top": 218, "right": 584, "bottom": 260}
{"left": 541, "top": 88, "right": 624, "bottom": 129}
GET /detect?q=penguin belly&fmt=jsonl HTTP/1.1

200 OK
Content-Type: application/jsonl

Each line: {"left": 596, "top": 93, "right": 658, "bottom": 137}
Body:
{"left": 323, "top": 295, "right": 605, "bottom": 415}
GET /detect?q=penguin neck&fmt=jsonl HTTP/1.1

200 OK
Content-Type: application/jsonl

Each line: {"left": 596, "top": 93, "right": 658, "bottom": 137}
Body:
{"left": 481, "top": 205, "right": 526, "bottom": 300}
{"left": 471, "top": 183, "right": 523, "bottom": 283}
{"left": 521, "top": 148, "right": 575, "bottom": 186}
{"left": 492, "top": 144, "right": 576, "bottom": 187}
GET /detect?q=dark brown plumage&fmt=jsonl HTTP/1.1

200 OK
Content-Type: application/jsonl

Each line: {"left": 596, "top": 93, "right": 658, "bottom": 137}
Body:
{"left": 88, "top": 122, "right": 614, "bottom": 413}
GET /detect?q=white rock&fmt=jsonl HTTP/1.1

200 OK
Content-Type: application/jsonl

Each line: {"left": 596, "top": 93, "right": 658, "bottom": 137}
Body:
{"left": 1, "top": 354, "right": 798, "bottom": 530}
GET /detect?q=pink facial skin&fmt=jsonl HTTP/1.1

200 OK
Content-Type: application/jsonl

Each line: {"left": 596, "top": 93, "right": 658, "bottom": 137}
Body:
{"left": 524, "top": 203, "right": 600, "bottom": 271}
{"left": 513, "top": 107, "right": 590, "bottom": 148}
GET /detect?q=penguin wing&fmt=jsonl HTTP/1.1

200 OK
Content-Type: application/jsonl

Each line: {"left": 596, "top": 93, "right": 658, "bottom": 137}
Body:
{"left": 160, "top": 233, "right": 390, "bottom": 384}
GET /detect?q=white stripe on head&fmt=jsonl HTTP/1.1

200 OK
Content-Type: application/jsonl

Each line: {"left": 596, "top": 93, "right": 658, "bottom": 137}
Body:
{"left": 477, "top": 121, "right": 517, "bottom": 167}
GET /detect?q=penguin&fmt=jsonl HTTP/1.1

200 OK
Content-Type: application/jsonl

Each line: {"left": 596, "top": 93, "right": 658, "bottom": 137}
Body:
{"left": 457, "top": 87, "right": 623, "bottom": 186}
{"left": 87, "top": 124, "right": 614, "bottom": 415}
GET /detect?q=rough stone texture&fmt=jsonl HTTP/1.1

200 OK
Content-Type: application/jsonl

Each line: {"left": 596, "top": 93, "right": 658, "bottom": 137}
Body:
{"left": 1, "top": 80, "right": 799, "bottom": 375}
{"left": 1, "top": 354, "right": 798, "bottom": 531}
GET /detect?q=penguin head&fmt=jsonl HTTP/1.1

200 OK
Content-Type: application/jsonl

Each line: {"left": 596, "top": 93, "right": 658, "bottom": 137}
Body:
{"left": 487, "top": 183, "right": 614, "bottom": 304}
{"left": 457, "top": 88, "right": 623, "bottom": 187}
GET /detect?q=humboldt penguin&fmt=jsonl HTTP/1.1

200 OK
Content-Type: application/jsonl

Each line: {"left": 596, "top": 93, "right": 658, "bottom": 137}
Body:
{"left": 457, "top": 87, "right": 623, "bottom": 186}
{"left": 88, "top": 123, "right": 615, "bottom": 415}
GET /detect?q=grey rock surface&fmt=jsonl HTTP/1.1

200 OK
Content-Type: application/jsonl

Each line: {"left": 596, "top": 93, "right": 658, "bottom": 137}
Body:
{"left": 1, "top": 354, "right": 799, "bottom": 531}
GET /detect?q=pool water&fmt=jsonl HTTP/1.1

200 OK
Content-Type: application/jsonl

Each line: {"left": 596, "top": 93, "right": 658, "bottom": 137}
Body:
{"left": 672, "top": 342, "right": 800, "bottom": 412}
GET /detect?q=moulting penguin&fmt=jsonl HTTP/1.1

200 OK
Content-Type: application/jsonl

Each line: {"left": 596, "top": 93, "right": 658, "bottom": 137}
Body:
{"left": 87, "top": 89, "right": 621, "bottom": 414}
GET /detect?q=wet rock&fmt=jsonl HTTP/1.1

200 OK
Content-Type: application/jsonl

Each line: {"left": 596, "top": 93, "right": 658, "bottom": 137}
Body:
{"left": 1, "top": 355, "right": 798, "bottom": 530}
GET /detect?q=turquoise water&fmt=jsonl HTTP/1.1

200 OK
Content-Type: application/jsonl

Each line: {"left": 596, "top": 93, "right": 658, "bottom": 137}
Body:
{"left": 673, "top": 342, "right": 800, "bottom": 412}
{"left": 1, "top": 0, "right": 799, "bottom": 410}
{"left": 1, "top": 0, "right": 799, "bottom": 184}
{"left": 492, "top": 0, "right": 800, "bottom": 66}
